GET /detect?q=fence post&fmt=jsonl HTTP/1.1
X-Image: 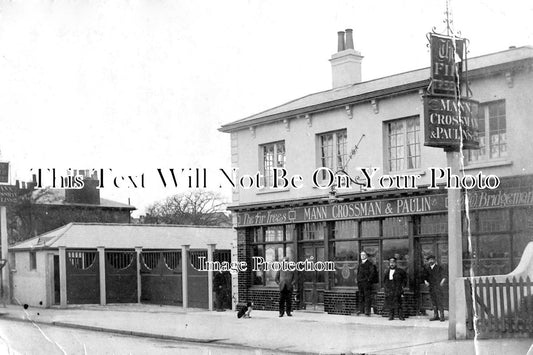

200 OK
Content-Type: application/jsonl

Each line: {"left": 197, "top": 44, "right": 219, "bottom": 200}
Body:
{"left": 207, "top": 244, "right": 216, "bottom": 311}
{"left": 98, "top": 246, "right": 106, "bottom": 306}
{"left": 135, "top": 246, "right": 142, "bottom": 304}
{"left": 59, "top": 246, "right": 67, "bottom": 309}
{"left": 491, "top": 277, "right": 498, "bottom": 333}
{"left": 181, "top": 245, "right": 190, "bottom": 311}
{"left": 505, "top": 278, "right": 511, "bottom": 332}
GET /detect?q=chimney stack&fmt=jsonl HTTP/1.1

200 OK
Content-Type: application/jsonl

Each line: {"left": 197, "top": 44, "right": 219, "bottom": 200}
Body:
{"left": 330, "top": 28, "right": 363, "bottom": 88}
{"left": 337, "top": 31, "right": 345, "bottom": 52}
{"left": 345, "top": 29, "right": 354, "bottom": 49}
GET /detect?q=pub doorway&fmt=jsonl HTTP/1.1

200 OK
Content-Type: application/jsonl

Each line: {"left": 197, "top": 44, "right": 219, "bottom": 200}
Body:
{"left": 299, "top": 243, "right": 325, "bottom": 311}
{"left": 415, "top": 236, "right": 449, "bottom": 311}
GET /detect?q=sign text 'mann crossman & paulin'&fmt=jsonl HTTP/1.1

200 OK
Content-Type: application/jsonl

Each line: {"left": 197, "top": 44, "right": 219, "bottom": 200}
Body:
{"left": 29, "top": 167, "right": 501, "bottom": 191}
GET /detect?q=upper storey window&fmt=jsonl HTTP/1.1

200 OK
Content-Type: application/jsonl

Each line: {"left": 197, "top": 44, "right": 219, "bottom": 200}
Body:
{"left": 467, "top": 100, "right": 506, "bottom": 163}
{"left": 318, "top": 130, "right": 348, "bottom": 178}
{"left": 261, "top": 141, "right": 285, "bottom": 187}
{"left": 387, "top": 116, "right": 420, "bottom": 172}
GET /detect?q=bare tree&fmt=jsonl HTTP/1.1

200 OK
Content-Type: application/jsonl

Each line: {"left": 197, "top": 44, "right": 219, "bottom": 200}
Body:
{"left": 8, "top": 188, "right": 55, "bottom": 243}
{"left": 144, "top": 190, "right": 230, "bottom": 226}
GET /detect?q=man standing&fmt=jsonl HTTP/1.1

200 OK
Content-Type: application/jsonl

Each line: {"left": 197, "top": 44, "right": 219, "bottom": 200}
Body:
{"left": 275, "top": 257, "right": 296, "bottom": 317}
{"left": 423, "top": 255, "right": 446, "bottom": 322}
{"left": 383, "top": 257, "right": 407, "bottom": 321}
{"left": 356, "top": 251, "right": 376, "bottom": 316}
{"left": 213, "top": 270, "right": 227, "bottom": 311}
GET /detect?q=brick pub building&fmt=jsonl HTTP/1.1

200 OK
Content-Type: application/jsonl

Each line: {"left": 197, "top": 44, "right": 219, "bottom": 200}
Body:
{"left": 219, "top": 30, "right": 533, "bottom": 315}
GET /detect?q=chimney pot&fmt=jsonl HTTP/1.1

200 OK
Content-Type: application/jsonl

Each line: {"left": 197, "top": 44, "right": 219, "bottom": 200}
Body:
{"left": 337, "top": 31, "right": 346, "bottom": 52}
{"left": 345, "top": 29, "right": 354, "bottom": 49}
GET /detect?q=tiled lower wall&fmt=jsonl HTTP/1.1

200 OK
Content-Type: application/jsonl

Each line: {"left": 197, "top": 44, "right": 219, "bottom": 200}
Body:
{"left": 239, "top": 288, "right": 302, "bottom": 311}
{"left": 324, "top": 290, "right": 418, "bottom": 316}
{"left": 239, "top": 287, "right": 418, "bottom": 317}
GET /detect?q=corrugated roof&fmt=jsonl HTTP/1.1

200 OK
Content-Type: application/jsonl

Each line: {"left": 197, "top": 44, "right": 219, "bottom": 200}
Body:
{"left": 10, "top": 223, "right": 234, "bottom": 250}
{"left": 219, "top": 46, "right": 533, "bottom": 132}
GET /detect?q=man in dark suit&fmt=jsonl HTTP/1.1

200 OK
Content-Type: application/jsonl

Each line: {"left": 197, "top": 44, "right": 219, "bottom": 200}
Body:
{"left": 275, "top": 257, "right": 296, "bottom": 317}
{"left": 356, "top": 250, "right": 376, "bottom": 316}
{"left": 383, "top": 257, "right": 407, "bottom": 321}
{"left": 422, "top": 255, "right": 447, "bottom": 321}
{"left": 213, "top": 270, "right": 227, "bottom": 311}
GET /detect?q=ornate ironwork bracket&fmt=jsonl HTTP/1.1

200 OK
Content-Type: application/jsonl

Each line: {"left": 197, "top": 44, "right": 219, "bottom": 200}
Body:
{"left": 371, "top": 99, "right": 379, "bottom": 114}
{"left": 345, "top": 105, "right": 353, "bottom": 119}
{"left": 283, "top": 118, "right": 290, "bottom": 132}
{"left": 505, "top": 71, "right": 514, "bottom": 88}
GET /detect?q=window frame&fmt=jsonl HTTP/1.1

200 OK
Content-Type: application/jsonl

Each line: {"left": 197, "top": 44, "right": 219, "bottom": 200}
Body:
{"left": 385, "top": 116, "right": 421, "bottom": 173}
{"left": 250, "top": 225, "right": 296, "bottom": 287}
{"left": 466, "top": 100, "right": 507, "bottom": 163}
{"left": 317, "top": 129, "right": 348, "bottom": 179}
{"left": 260, "top": 141, "right": 286, "bottom": 188}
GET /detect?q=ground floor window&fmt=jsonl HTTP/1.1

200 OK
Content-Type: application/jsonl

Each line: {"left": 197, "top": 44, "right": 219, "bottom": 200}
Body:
{"left": 462, "top": 206, "right": 532, "bottom": 276}
{"left": 250, "top": 225, "right": 295, "bottom": 286}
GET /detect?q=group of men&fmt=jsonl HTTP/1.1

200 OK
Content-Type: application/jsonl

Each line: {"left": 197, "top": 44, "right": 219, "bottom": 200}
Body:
{"left": 357, "top": 251, "right": 447, "bottom": 321}
{"left": 275, "top": 252, "right": 447, "bottom": 322}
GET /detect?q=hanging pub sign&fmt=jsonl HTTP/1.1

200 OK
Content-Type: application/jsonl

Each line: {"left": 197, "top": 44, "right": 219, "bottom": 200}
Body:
{"left": 0, "top": 162, "right": 9, "bottom": 184}
{"left": 423, "top": 95, "right": 480, "bottom": 149}
{"left": 424, "top": 32, "right": 479, "bottom": 150}
{"left": 429, "top": 33, "right": 466, "bottom": 96}
{"left": 0, "top": 185, "right": 17, "bottom": 205}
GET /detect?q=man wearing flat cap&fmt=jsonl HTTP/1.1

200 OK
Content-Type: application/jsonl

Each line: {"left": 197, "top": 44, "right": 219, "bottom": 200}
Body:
{"left": 422, "top": 255, "right": 447, "bottom": 321}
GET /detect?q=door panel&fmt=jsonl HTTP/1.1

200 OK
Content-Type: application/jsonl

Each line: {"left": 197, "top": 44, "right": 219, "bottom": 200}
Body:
{"left": 300, "top": 244, "right": 325, "bottom": 310}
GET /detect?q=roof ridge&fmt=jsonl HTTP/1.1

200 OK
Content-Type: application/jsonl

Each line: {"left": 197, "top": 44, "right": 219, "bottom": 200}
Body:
{"left": 69, "top": 222, "right": 232, "bottom": 229}
{"left": 220, "top": 45, "right": 533, "bottom": 131}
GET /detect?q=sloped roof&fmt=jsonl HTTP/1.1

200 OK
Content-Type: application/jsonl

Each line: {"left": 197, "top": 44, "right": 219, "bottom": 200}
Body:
{"left": 10, "top": 223, "right": 234, "bottom": 250}
{"left": 31, "top": 189, "right": 135, "bottom": 209}
{"left": 219, "top": 46, "right": 533, "bottom": 132}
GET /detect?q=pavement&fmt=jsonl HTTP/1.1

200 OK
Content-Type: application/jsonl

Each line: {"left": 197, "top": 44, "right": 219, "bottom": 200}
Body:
{"left": 0, "top": 304, "right": 531, "bottom": 355}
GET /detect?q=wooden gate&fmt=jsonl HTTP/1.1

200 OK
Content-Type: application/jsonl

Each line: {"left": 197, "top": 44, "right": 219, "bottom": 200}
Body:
{"left": 140, "top": 250, "right": 182, "bottom": 305}
{"left": 188, "top": 250, "right": 208, "bottom": 309}
{"left": 465, "top": 276, "right": 533, "bottom": 338}
{"left": 105, "top": 251, "right": 137, "bottom": 303}
{"left": 66, "top": 250, "right": 99, "bottom": 304}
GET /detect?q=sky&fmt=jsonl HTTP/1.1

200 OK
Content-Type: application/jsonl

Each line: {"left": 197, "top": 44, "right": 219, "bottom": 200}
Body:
{"left": 0, "top": 0, "right": 532, "bottom": 216}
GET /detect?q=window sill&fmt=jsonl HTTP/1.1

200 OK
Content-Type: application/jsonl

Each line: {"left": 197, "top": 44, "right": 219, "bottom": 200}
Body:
{"left": 385, "top": 169, "right": 426, "bottom": 176}
{"left": 249, "top": 285, "right": 279, "bottom": 290}
{"left": 463, "top": 159, "right": 512, "bottom": 170}
{"left": 256, "top": 188, "right": 290, "bottom": 195}
{"left": 329, "top": 287, "right": 357, "bottom": 292}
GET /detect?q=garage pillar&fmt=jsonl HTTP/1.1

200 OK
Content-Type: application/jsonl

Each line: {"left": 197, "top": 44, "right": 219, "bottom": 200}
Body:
{"left": 135, "top": 246, "right": 142, "bottom": 304}
{"left": 181, "top": 245, "right": 190, "bottom": 311}
{"left": 58, "top": 246, "right": 67, "bottom": 309}
{"left": 207, "top": 243, "right": 216, "bottom": 311}
{"left": 97, "top": 246, "right": 106, "bottom": 306}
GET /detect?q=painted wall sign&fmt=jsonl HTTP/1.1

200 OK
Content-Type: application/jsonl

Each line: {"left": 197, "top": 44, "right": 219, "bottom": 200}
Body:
{"left": 424, "top": 95, "right": 480, "bottom": 149}
{"left": 0, "top": 185, "right": 18, "bottom": 205}
{"left": 235, "top": 187, "right": 533, "bottom": 227}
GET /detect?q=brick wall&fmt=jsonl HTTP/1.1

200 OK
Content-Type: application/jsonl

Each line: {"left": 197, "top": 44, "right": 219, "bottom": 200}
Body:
{"left": 237, "top": 229, "right": 250, "bottom": 303}
{"left": 245, "top": 288, "right": 301, "bottom": 311}
{"left": 325, "top": 290, "right": 418, "bottom": 317}
{"left": 324, "top": 290, "right": 357, "bottom": 315}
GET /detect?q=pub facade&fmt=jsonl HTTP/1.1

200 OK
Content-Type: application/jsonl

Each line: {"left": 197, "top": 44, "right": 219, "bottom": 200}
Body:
{"left": 219, "top": 31, "right": 533, "bottom": 316}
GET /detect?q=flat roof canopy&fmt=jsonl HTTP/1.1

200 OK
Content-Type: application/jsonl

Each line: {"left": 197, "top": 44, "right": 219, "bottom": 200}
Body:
{"left": 10, "top": 223, "right": 234, "bottom": 251}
